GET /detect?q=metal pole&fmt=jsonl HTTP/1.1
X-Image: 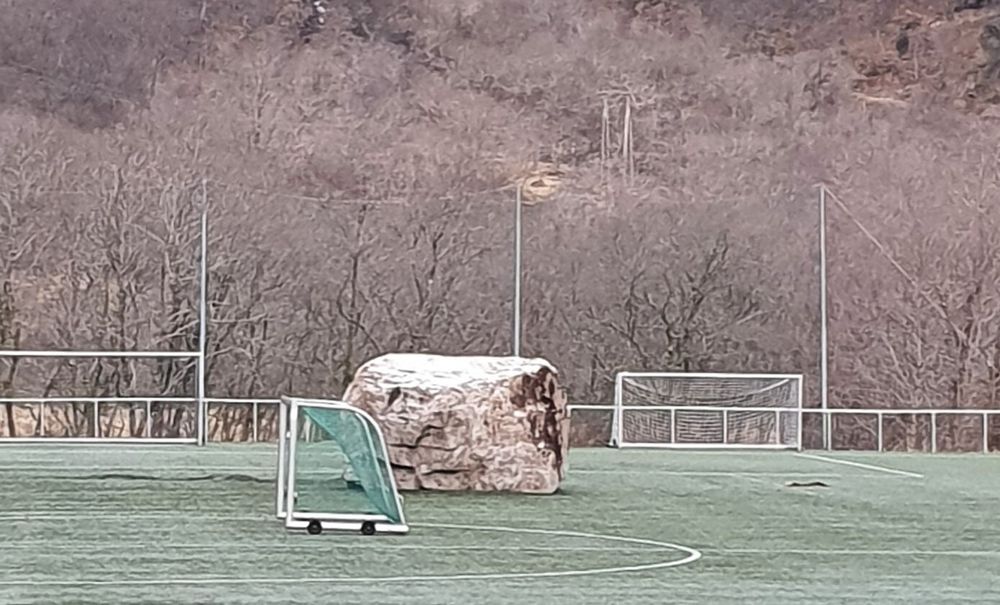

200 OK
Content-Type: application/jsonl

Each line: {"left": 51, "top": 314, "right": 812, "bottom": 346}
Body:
{"left": 931, "top": 412, "right": 937, "bottom": 453}
{"left": 819, "top": 185, "right": 830, "bottom": 450}
{"left": 513, "top": 184, "right": 523, "bottom": 357}
{"left": 276, "top": 398, "right": 289, "bottom": 518}
{"left": 252, "top": 400, "right": 259, "bottom": 443}
{"left": 722, "top": 409, "right": 728, "bottom": 444}
{"left": 284, "top": 400, "right": 300, "bottom": 523}
{"left": 796, "top": 377, "right": 804, "bottom": 451}
{"left": 197, "top": 207, "right": 208, "bottom": 446}
{"left": 612, "top": 372, "right": 624, "bottom": 447}
{"left": 877, "top": 412, "right": 884, "bottom": 452}
{"left": 670, "top": 408, "right": 676, "bottom": 445}
{"left": 984, "top": 412, "right": 989, "bottom": 454}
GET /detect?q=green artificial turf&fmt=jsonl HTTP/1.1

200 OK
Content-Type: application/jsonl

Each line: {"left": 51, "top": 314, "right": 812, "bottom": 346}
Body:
{"left": 0, "top": 445, "right": 997, "bottom": 604}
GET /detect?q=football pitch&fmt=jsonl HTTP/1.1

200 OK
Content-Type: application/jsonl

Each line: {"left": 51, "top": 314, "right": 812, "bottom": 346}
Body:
{"left": 1, "top": 446, "right": 997, "bottom": 604}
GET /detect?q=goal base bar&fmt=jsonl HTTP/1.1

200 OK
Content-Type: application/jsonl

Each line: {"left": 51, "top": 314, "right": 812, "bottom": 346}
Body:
{"left": 286, "top": 518, "right": 410, "bottom": 534}
{"left": 283, "top": 512, "right": 402, "bottom": 522}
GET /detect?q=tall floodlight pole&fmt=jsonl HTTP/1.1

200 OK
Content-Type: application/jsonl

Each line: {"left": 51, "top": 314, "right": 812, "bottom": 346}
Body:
{"left": 818, "top": 184, "right": 830, "bottom": 450}
{"left": 197, "top": 205, "right": 209, "bottom": 446}
{"left": 513, "top": 184, "right": 523, "bottom": 357}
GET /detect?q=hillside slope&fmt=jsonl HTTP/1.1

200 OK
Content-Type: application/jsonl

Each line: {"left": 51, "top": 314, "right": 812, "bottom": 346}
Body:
{"left": 3, "top": 1, "right": 1000, "bottom": 448}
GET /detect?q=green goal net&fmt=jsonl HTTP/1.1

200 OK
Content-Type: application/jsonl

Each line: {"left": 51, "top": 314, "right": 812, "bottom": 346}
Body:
{"left": 277, "top": 397, "right": 408, "bottom": 534}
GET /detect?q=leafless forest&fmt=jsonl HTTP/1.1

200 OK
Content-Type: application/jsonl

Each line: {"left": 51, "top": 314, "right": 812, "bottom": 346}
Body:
{"left": 2, "top": 0, "right": 1000, "bottom": 450}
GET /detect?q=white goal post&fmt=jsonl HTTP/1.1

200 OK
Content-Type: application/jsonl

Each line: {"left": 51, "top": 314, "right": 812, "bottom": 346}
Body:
{"left": 610, "top": 372, "right": 804, "bottom": 450}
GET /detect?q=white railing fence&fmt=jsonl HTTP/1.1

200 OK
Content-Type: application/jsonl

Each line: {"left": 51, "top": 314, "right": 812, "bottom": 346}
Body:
{"left": 0, "top": 350, "right": 206, "bottom": 444}
{"left": 0, "top": 397, "right": 279, "bottom": 444}
{"left": 0, "top": 400, "right": 997, "bottom": 452}
{"left": 820, "top": 408, "right": 998, "bottom": 454}
{"left": 567, "top": 405, "right": 999, "bottom": 454}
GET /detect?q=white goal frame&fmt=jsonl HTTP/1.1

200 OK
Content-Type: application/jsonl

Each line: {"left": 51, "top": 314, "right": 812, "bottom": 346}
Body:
{"left": 276, "top": 396, "right": 409, "bottom": 535}
{"left": 610, "top": 372, "right": 804, "bottom": 450}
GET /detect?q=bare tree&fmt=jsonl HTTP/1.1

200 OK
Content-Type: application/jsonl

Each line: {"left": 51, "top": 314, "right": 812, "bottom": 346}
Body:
{"left": 0, "top": 138, "right": 66, "bottom": 436}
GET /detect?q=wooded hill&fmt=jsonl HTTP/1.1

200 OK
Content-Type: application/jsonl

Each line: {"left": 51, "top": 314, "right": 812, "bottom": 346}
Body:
{"left": 3, "top": 0, "right": 1000, "bottom": 448}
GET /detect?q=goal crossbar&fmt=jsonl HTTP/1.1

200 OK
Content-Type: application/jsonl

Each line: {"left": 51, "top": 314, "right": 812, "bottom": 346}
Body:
{"left": 617, "top": 372, "right": 803, "bottom": 380}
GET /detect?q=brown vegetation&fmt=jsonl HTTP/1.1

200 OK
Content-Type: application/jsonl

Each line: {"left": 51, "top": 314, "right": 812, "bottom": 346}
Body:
{"left": 2, "top": 0, "right": 1000, "bottom": 450}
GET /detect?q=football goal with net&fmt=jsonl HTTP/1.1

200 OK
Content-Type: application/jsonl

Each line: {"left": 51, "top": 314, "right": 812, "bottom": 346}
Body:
{"left": 276, "top": 396, "right": 409, "bottom": 535}
{"left": 610, "top": 372, "right": 804, "bottom": 450}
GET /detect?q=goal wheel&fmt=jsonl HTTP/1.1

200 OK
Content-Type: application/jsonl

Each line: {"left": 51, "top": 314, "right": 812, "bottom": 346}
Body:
{"left": 360, "top": 521, "right": 377, "bottom": 536}
{"left": 306, "top": 520, "right": 323, "bottom": 535}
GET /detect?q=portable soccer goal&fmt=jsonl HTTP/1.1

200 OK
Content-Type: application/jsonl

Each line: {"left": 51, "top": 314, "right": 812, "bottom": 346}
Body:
{"left": 275, "top": 396, "right": 409, "bottom": 535}
{"left": 610, "top": 372, "right": 804, "bottom": 450}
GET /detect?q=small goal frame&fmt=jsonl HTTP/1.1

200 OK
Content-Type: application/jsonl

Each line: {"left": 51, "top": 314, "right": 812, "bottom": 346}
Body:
{"left": 610, "top": 371, "right": 804, "bottom": 451}
{"left": 276, "top": 396, "right": 409, "bottom": 535}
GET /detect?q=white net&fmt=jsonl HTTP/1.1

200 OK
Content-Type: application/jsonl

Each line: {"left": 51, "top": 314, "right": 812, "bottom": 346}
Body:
{"left": 612, "top": 373, "right": 802, "bottom": 449}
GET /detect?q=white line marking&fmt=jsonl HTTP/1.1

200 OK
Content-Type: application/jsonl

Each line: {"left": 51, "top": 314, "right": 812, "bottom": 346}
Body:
{"left": 0, "top": 447, "right": 275, "bottom": 453}
{"left": 573, "top": 470, "right": 846, "bottom": 477}
{"left": 715, "top": 547, "right": 1000, "bottom": 558}
{"left": 2, "top": 542, "right": 675, "bottom": 553}
{"left": 0, "top": 466, "right": 276, "bottom": 475}
{"left": 0, "top": 466, "right": 854, "bottom": 478}
{"left": 0, "top": 512, "right": 272, "bottom": 520}
{"left": 794, "top": 453, "right": 924, "bottom": 478}
{"left": 0, "top": 467, "right": 917, "bottom": 481}
{"left": 0, "top": 522, "right": 701, "bottom": 587}
{"left": 0, "top": 466, "right": 273, "bottom": 473}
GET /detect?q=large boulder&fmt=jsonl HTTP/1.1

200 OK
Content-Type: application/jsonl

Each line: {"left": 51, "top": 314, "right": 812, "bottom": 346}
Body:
{"left": 342, "top": 353, "right": 569, "bottom": 494}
